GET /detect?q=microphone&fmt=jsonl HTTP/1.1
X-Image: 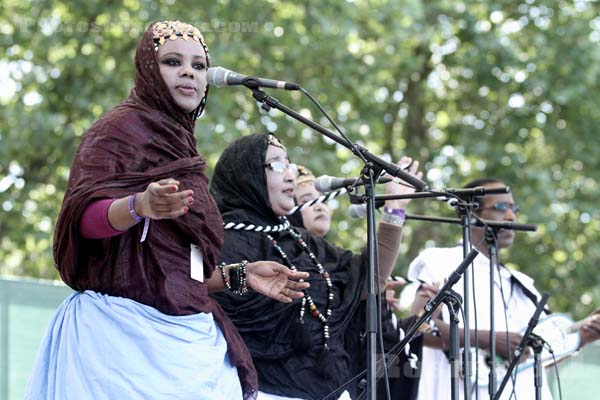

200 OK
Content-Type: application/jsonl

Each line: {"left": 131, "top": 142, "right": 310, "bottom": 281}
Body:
{"left": 207, "top": 66, "right": 300, "bottom": 90}
{"left": 348, "top": 201, "right": 385, "bottom": 219}
{"left": 473, "top": 219, "right": 537, "bottom": 232}
{"left": 314, "top": 175, "right": 393, "bottom": 192}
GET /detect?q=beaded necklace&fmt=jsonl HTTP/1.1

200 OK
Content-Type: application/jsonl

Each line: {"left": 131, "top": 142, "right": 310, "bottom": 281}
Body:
{"left": 266, "top": 227, "right": 334, "bottom": 349}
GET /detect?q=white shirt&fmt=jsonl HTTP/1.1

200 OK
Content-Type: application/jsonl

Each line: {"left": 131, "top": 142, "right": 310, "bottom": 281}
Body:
{"left": 408, "top": 245, "right": 553, "bottom": 400}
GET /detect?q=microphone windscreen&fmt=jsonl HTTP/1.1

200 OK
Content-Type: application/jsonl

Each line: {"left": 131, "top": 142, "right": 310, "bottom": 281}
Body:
{"left": 207, "top": 67, "right": 227, "bottom": 87}
{"left": 314, "top": 176, "right": 334, "bottom": 193}
{"left": 348, "top": 204, "right": 366, "bottom": 219}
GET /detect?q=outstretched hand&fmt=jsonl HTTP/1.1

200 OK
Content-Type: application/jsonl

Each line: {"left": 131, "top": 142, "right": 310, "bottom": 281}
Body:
{"left": 246, "top": 261, "right": 310, "bottom": 303}
{"left": 137, "top": 178, "right": 194, "bottom": 220}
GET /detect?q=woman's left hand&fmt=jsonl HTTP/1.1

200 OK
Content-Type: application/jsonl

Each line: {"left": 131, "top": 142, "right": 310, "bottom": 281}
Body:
{"left": 384, "top": 156, "right": 423, "bottom": 210}
{"left": 246, "top": 261, "right": 310, "bottom": 303}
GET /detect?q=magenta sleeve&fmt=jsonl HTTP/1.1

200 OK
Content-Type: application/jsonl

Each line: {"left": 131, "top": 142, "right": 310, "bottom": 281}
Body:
{"left": 79, "top": 198, "right": 124, "bottom": 239}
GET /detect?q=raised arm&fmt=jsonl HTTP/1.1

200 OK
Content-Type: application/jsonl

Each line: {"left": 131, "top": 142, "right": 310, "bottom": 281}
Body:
{"left": 375, "top": 157, "right": 422, "bottom": 291}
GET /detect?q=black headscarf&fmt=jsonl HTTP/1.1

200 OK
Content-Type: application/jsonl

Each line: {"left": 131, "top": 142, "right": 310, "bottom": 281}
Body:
{"left": 210, "top": 133, "right": 279, "bottom": 225}
{"left": 210, "top": 133, "right": 369, "bottom": 399}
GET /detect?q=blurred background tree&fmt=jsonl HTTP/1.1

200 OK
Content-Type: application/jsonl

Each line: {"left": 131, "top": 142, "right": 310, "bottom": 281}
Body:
{"left": 1, "top": 0, "right": 599, "bottom": 318}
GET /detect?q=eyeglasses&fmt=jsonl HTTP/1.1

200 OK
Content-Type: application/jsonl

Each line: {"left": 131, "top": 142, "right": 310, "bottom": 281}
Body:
{"left": 481, "top": 202, "right": 520, "bottom": 214}
{"left": 265, "top": 161, "right": 298, "bottom": 177}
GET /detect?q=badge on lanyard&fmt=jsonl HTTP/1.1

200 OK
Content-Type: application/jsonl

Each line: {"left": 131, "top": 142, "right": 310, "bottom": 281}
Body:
{"left": 190, "top": 244, "right": 204, "bottom": 282}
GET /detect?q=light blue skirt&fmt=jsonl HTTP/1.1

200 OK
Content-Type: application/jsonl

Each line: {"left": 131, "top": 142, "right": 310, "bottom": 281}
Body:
{"left": 24, "top": 290, "right": 243, "bottom": 399}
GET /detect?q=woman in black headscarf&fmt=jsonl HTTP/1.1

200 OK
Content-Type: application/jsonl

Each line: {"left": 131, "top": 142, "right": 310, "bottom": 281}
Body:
{"left": 289, "top": 165, "right": 426, "bottom": 400}
{"left": 210, "top": 133, "right": 422, "bottom": 399}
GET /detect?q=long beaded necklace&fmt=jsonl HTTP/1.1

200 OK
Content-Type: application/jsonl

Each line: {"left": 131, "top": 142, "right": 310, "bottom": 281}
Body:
{"left": 266, "top": 228, "right": 334, "bottom": 349}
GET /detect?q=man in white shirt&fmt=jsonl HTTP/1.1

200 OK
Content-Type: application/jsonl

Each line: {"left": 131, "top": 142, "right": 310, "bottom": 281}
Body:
{"left": 407, "top": 178, "right": 600, "bottom": 400}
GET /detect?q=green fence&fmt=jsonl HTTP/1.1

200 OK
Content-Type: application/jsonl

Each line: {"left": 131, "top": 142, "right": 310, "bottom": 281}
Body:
{"left": 1, "top": 275, "right": 598, "bottom": 399}
{"left": 0, "top": 276, "right": 72, "bottom": 400}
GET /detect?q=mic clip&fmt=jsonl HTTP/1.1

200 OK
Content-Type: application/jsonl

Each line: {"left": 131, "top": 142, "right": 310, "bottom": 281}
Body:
{"left": 347, "top": 191, "right": 365, "bottom": 205}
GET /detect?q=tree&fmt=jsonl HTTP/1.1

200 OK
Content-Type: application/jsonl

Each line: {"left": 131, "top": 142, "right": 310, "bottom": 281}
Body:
{"left": 1, "top": 0, "right": 599, "bottom": 318}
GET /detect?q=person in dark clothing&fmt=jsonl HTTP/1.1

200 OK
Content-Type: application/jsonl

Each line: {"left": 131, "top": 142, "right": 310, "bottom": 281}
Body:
{"left": 210, "top": 133, "right": 423, "bottom": 399}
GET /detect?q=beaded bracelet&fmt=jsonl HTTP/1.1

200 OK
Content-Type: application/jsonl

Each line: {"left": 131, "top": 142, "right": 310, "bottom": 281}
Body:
{"left": 382, "top": 207, "right": 406, "bottom": 225}
{"left": 218, "top": 260, "right": 249, "bottom": 295}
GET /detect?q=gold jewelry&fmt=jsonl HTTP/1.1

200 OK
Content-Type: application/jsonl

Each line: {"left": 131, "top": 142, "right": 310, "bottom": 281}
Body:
{"left": 152, "top": 20, "right": 205, "bottom": 52}
{"left": 296, "top": 165, "right": 316, "bottom": 186}
{"left": 267, "top": 134, "right": 286, "bottom": 150}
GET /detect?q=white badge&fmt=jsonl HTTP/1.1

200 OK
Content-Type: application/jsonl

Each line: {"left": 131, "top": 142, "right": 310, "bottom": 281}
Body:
{"left": 190, "top": 244, "right": 204, "bottom": 282}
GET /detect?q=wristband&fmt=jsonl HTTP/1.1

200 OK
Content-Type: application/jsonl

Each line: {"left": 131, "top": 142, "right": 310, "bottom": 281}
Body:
{"left": 128, "top": 194, "right": 143, "bottom": 222}
{"left": 383, "top": 206, "right": 406, "bottom": 217}
{"left": 382, "top": 207, "right": 406, "bottom": 225}
{"left": 128, "top": 193, "right": 150, "bottom": 243}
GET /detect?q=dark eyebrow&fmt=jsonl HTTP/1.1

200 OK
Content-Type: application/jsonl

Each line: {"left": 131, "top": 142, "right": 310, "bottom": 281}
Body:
{"left": 159, "top": 52, "right": 206, "bottom": 61}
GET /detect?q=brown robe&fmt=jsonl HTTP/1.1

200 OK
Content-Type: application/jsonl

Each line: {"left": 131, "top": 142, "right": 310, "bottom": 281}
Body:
{"left": 53, "top": 22, "right": 257, "bottom": 398}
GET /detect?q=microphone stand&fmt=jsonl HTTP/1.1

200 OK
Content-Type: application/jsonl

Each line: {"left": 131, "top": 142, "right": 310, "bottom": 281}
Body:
{"left": 242, "top": 82, "right": 426, "bottom": 400}
{"left": 493, "top": 293, "right": 549, "bottom": 400}
{"left": 414, "top": 249, "right": 479, "bottom": 400}
{"left": 369, "top": 209, "right": 537, "bottom": 400}
{"left": 363, "top": 168, "right": 380, "bottom": 400}
{"left": 243, "top": 83, "right": 428, "bottom": 192}
{"left": 484, "top": 227, "right": 499, "bottom": 399}
{"left": 531, "top": 334, "right": 545, "bottom": 400}
{"left": 377, "top": 187, "right": 508, "bottom": 399}
{"left": 368, "top": 249, "right": 479, "bottom": 400}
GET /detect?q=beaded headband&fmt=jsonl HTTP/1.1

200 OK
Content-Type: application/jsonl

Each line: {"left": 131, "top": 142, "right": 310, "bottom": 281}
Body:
{"left": 296, "top": 165, "right": 316, "bottom": 186}
{"left": 152, "top": 20, "right": 206, "bottom": 52}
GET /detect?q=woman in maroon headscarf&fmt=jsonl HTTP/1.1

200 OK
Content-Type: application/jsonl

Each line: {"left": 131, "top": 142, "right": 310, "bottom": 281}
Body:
{"left": 24, "top": 21, "right": 307, "bottom": 400}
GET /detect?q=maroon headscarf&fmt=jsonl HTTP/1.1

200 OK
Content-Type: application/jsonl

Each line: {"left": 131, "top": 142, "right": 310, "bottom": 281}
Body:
{"left": 53, "top": 21, "right": 257, "bottom": 397}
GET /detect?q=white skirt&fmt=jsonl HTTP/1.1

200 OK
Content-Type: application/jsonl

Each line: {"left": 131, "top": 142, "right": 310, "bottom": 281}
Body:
{"left": 25, "top": 290, "right": 243, "bottom": 399}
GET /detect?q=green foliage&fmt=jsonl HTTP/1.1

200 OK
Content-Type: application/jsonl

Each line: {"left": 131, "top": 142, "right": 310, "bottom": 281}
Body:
{"left": 1, "top": 0, "right": 599, "bottom": 319}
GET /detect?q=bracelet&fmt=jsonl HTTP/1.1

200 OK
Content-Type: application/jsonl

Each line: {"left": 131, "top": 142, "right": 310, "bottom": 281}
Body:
{"left": 128, "top": 194, "right": 143, "bottom": 222}
{"left": 218, "top": 260, "right": 249, "bottom": 295}
{"left": 382, "top": 207, "right": 406, "bottom": 225}
{"left": 383, "top": 206, "right": 405, "bottom": 217}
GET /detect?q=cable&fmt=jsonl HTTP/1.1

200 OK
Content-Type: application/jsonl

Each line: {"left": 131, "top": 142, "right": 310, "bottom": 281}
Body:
{"left": 473, "top": 220, "right": 519, "bottom": 400}
{"left": 299, "top": 87, "right": 368, "bottom": 165}
{"left": 546, "top": 342, "right": 562, "bottom": 400}
{"left": 370, "top": 170, "right": 392, "bottom": 400}
{"left": 493, "top": 236, "right": 519, "bottom": 400}
{"left": 465, "top": 210, "right": 481, "bottom": 400}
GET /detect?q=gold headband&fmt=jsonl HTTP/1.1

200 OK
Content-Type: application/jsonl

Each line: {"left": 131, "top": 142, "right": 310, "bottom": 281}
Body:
{"left": 152, "top": 20, "right": 205, "bottom": 52}
{"left": 268, "top": 134, "right": 286, "bottom": 150}
{"left": 296, "top": 165, "right": 316, "bottom": 186}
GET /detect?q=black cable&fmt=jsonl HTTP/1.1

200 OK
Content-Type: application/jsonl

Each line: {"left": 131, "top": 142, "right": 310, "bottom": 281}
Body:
{"left": 473, "top": 219, "right": 519, "bottom": 400}
{"left": 299, "top": 87, "right": 368, "bottom": 166}
{"left": 465, "top": 210, "right": 481, "bottom": 400}
{"left": 370, "top": 170, "right": 392, "bottom": 400}
{"left": 545, "top": 341, "right": 562, "bottom": 400}
{"left": 493, "top": 234, "right": 519, "bottom": 400}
